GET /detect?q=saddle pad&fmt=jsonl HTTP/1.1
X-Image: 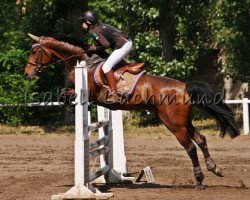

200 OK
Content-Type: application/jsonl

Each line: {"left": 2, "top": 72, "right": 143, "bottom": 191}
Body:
{"left": 116, "top": 71, "right": 146, "bottom": 96}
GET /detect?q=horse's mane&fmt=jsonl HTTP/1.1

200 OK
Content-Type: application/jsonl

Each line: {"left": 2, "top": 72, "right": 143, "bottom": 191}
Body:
{"left": 52, "top": 34, "right": 109, "bottom": 59}
{"left": 52, "top": 34, "right": 89, "bottom": 51}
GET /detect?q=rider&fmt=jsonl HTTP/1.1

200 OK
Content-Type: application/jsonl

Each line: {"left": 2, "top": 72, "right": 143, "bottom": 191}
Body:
{"left": 79, "top": 10, "right": 132, "bottom": 103}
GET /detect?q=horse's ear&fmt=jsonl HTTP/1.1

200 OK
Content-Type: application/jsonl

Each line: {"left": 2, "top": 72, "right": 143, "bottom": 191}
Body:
{"left": 28, "top": 33, "right": 39, "bottom": 42}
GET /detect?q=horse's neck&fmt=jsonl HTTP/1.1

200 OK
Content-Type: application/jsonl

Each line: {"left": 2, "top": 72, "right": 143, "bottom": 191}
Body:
{"left": 53, "top": 50, "right": 79, "bottom": 71}
{"left": 46, "top": 39, "right": 89, "bottom": 71}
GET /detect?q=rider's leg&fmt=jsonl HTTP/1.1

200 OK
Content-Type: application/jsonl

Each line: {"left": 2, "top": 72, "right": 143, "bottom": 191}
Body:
{"left": 105, "top": 70, "right": 120, "bottom": 102}
{"left": 102, "top": 40, "right": 132, "bottom": 103}
{"left": 102, "top": 39, "right": 132, "bottom": 74}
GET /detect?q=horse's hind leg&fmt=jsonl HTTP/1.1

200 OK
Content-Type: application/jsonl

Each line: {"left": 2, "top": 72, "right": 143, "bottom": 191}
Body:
{"left": 174, "top": 127, "right": 205, "bottom": 188}
{"left": 158, "top": 111, "right": 205, "bottom": 188}
{"left": 187, "top": 122, "right": 223, "bottom": 177}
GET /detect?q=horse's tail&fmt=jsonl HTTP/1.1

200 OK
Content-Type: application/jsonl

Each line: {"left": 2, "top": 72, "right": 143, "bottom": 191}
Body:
{"left": 186, "top": 81, "right": 240, "bottom": 138}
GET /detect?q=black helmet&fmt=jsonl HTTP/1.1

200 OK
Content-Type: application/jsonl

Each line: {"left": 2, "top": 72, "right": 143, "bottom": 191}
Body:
{"left": 79, "top": 11, "right": 98, "bottom": 24}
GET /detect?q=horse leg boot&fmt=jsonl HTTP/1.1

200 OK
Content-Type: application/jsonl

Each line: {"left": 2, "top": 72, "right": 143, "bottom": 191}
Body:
{"left": 104, "top": 70, "right": 120, "bottom": 103}
{"left": 187, "top": 142, "right": 205, "bottom": 189}
{"left": 193, "top": 129, "right": 223, "bottom": 177}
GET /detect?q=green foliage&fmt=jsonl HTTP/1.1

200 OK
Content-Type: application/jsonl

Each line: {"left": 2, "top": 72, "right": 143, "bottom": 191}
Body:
{"left": 0, "top": 0, "right": 70, "bottom": 125}
{"left": 0, "top": 31, "right": 29, "bottom": 72}
{"left": 22, "top": 0, "right": 57, "bottom": 35}
{"left": 0, "top": 72, "right": 37, "bottom": 125}
{"left": 0, "top": 2, "right": 37, "bottom": 125}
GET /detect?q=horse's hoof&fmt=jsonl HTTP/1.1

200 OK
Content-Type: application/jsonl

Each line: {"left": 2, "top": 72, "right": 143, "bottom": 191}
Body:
{"left": 206, "top": 158, "right": 224, "bottom": 177}
{"left": 208, "top": 164, "right": 224, "bottom": 177}
{"left": 213, "top": 165, "right": 224, "bottom": 177}
{"left": 195, "top": 184, "right": 206, "bottom": 190}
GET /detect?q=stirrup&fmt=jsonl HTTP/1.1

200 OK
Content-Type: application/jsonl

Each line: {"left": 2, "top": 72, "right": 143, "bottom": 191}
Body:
{"left": 106, "top": 91, "right": 120, "bottom": 104}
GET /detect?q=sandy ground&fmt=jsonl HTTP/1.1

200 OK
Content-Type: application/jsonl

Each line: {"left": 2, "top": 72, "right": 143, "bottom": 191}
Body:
{"left": 0, "top": 133, "right": 250, "bottom": 200}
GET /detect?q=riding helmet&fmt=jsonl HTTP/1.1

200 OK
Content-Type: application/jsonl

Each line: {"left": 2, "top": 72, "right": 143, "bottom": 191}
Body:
{"left": 79, "top": 11, "right": 98, "bottom": 24}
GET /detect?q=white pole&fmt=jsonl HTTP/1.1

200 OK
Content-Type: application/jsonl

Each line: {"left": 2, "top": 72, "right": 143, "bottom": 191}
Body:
{"left": 112, "top": 110, "right": 127, "bottom": 174}
{"left": 74, "top": 60, "right": 89, "bottom": 185}
{"left": 242, "top": 98, "right": 249, "bottom": 135}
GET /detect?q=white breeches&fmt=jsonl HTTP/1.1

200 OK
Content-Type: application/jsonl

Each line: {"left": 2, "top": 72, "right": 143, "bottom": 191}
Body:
{"left": 102, "top": 39, "right": 132, "bottom": 74}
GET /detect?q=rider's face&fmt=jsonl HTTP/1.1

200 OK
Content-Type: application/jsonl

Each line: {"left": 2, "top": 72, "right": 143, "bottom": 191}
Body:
{"left": 82, "top": 21, "right": 89, "bottom": 30}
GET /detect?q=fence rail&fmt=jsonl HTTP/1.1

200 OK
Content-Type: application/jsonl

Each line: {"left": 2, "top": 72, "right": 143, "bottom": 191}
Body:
{"left": 225, "top": 98, "right": 249, "bottom": 135}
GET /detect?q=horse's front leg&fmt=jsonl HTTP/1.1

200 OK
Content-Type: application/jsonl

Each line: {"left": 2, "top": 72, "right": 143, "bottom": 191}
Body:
{"left": 64, "top": 88, "right": 75, "bottom": 96}
{"left": 69, "top": 70, "right": 75, "bottom": 85}
{"left": 62, "top": 70, "right": 75, "bottom": 96}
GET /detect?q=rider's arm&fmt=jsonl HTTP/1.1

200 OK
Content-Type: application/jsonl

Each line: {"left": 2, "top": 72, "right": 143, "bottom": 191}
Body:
{"left": 89, "top": 26, "right": 110, "bottom": 51}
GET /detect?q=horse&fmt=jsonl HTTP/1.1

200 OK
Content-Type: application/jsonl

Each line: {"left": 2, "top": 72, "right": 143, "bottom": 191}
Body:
{"left": 24, "top": 33, "right": 240, "bottom": 189}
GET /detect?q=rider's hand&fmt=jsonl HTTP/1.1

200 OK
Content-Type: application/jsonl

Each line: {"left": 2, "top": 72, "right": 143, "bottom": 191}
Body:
{"left": 88, "top": 45, "right": 96, "bottom": 52}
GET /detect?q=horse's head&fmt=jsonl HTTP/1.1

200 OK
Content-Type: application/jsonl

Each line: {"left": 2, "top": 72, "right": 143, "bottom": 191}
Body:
{"left": 25, "top": 33, "right": 54, "bottom": 79}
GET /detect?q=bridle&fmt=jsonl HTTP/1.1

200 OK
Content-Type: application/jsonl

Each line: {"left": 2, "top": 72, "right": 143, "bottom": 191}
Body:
{"left": 27, "top": 41, "right": 53, "bottom": 72}
{"left": 27, "top": 38, "right": 87, "bottom": 73}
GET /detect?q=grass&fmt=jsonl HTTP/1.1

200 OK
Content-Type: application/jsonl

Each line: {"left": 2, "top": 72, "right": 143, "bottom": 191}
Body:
{"left": 0, "top": 124, "right": 75, "bottom": 135}
{"left": 0, "top": 118, "right": 225, "bottom": 136}
{"left": 124, "top": 118, "right": 221, "bottom": 136}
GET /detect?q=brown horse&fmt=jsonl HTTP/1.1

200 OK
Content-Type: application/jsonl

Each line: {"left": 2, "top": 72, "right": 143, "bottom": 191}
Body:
{"left": 24, "top": 33, "right": 240, "bottom": 189}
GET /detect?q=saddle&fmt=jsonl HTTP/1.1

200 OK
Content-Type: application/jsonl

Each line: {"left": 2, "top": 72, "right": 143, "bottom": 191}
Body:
{"left": 94, "top": 61, "right": 146, "bottom": 97}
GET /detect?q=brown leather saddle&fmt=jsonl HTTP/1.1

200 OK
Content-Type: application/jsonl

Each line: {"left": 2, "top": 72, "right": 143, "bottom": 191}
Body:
{"left": 94, "top": 61, "right": 146, "bottom": 96}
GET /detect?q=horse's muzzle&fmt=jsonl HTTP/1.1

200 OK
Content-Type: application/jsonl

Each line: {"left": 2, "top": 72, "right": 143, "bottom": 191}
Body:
{"left": 25, "top": 73, "right": 36, "bottom": 80}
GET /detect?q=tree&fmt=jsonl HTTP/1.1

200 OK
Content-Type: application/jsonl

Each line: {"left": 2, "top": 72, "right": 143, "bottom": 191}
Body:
{"left": 211, "top": 0, "right": 250, "bottom": 82}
